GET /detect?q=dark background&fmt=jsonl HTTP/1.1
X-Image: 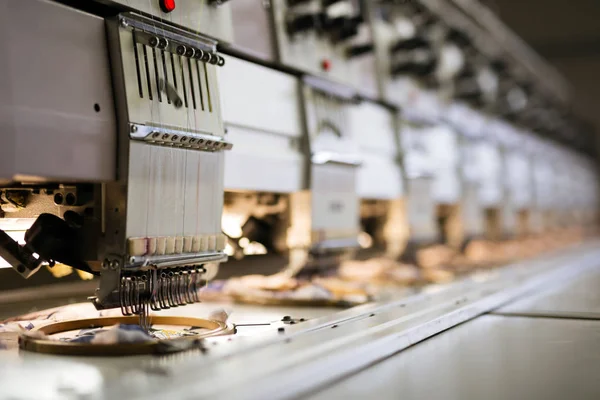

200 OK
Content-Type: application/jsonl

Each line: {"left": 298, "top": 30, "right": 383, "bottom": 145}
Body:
{"left": 485, "top": 0, "right": 600, "bottom": 130}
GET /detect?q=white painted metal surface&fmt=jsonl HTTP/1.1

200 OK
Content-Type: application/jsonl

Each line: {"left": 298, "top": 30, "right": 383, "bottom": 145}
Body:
{"left": 0, "top": 0, "right": 116, "bottom": 183}
{"left": 219, "top": 56, "right": 304, "bottom": 192}
{"left": 350, "top": 102, "right": 403, "bottom": 199}
{"left": 505, "top": 151, "right": 533, "bottom": 209}
{"left": 475, "top": 141, "right": 503, "bottom": 207}
{"left": 428, "top": 125, "right": 461, "bottom": 204}
{"left": 230, "top": 0, "right": 275, "bottom": 59}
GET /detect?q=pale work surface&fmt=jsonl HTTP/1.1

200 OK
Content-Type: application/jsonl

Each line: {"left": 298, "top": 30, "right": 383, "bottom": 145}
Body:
{"left": 308, "top": 314, "right": 600, "bottom": 400}
{"left": 495, "top": 269, "right": 600, "bottom": 316}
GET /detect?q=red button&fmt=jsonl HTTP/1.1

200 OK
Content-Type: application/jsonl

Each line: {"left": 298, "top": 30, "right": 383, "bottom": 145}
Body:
{"left": 159, "top": 0, "right": 176, "bottom": 13}
{"left": 321, "top": 59, "right": 332, "bottom": 72}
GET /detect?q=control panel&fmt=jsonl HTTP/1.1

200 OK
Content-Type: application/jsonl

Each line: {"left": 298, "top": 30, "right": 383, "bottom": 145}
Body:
{"left": 371, "top": 1, "right": 443, "bottom": 106}
{"left": 271, "top": 0, "right": 378, "bottom": 96}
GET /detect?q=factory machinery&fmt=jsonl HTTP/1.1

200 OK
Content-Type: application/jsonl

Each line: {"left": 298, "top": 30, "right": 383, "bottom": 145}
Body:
{"left": 1, "top": 0, "right": 599, "bottom": 399}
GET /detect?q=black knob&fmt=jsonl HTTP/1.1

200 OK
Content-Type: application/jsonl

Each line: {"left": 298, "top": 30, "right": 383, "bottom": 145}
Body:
{"left": 446, "top": 28, "right": 471, "bottom": 48}
{"left": 390, "top": 37, "right": 430, "bottom": 53}
{"left": 346, "top": 43, "right": 374, "bottom": 58}
{"left": 287, "top": 13, "right": 322, "bottom": 35}
{"left": 324, "top": 15, "right": 348, "bottom": 31}
{"left": 337, "top": 23, "right": 359, "bottom": 41}
{"left": 390, "top": 50, "right": 437, "bottom": 77}
{"left": 325, "top": 15, "right": 363, "bottom": 41}
{"left": 322, "top": 0, "right": 344, "bottom": 7}
{"left": 457, "top": 64, "right": 476, "bottom": 80}
{"left": 391, "top": 60, "right": 437, "bottom": 77}
{"left": 423, "top": 75, "right": 440, "bottom": 89}
{"left": 287, "top": 0, "right": 312, "bottom": 6}
{"left": 454, "top": 78, "right": 483, "bottom": 101}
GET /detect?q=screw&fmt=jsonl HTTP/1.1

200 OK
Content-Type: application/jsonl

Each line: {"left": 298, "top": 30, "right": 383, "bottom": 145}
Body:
{"left": 152, "top": 132, "right": 160, "bottom": 138}
{"left": 277, "top": 327, "right": 285, "bottom": 333}
{"left": 120, "top": 19, "right": 129, "bottom": 28}
{"left": 65, "top": 193, "right": 76, "bottom": 206}
{"left": 149, "top": 36, "right": 159, "bottom": 47}
{"left": 172, "top": 135, "right": 178, "bottom": 141}
{"left": 102, "top": 259, "right": 110, "bottom": 269}
{"left": 162, "top": 134, "right": 169, "bottom": 140}
{"left": 282, "top": 316, "right": 292, "bottom": 322}
{"left": 130, "top": 125, "right": 138, "bottom": 133}
{"left": 109, "top": 260, "right": 119, "bottom": 270}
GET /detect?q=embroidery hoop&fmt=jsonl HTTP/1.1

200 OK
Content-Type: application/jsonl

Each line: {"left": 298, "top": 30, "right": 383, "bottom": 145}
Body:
{"left": 19, "top": 315, "right": 234, "bottom": 356}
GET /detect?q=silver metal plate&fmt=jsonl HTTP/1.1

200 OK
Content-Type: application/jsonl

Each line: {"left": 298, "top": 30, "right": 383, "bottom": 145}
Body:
{"left": 0, "top": 0, "right": 117, "bottom": 183}
{"left": 496, "top": 269, "right": 600, "bottom": 316}
{"left": 309, "top": 315, "right": 600, "bottom": 400}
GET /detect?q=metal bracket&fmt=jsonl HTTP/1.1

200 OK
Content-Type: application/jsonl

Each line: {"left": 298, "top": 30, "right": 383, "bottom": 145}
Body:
{"left": 128, "top": 251, "right": 228, "bottom": 269}
{"left": 119, "top": 12, "right": 218, "bottom": 54}
{"left": 130, "top": 124, "right": 233, "bottom": 152}
{"left": 0, "top": 229, "right": 42, "bottom": 278}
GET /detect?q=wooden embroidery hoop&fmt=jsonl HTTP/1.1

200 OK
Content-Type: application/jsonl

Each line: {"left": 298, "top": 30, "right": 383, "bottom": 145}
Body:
{"left": 19, "top": 315, "right": 234, "bottom": 356}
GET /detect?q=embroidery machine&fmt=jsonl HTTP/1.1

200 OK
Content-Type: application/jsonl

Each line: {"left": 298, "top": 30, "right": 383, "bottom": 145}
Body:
{"left": 1, "top": 0, "right": 599, "bottom": 398}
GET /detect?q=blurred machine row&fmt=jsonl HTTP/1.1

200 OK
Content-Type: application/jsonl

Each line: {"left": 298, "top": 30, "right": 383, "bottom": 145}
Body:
{"left": 0, "top": 0, "right": 598, "bottom": 314}
{"left": 1, "top": 1, "right": 600, "bottom": 399}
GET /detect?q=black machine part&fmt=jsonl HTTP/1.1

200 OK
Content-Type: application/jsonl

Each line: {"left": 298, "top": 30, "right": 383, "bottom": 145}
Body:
{"left": 0, "top": 213, "right": 98, "bottom": 279}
